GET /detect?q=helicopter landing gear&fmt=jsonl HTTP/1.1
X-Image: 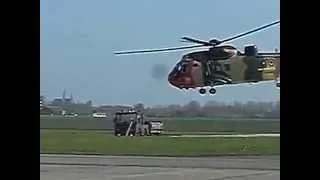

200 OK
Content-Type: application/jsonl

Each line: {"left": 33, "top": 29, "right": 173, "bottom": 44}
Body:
{"left": 199, "top": 88, "right": 206, "bottom": 94}
{"left": 198, "top": 88, "right": 216, "bottom": 95}
{"left": 209, "top": 88, "right": 216, "bottom": 95}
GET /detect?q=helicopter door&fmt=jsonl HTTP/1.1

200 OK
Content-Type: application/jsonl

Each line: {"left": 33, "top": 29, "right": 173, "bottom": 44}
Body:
{"left": 189, "top": 61, "right": 204, "bottom": 87}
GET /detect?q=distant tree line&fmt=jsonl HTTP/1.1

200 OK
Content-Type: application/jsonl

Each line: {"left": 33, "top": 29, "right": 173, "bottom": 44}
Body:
{"left": 139, "top": 101, "right": 280, "bottom": 118}
{"left": 40, "top": 95, "right": 279, "bottom": 118}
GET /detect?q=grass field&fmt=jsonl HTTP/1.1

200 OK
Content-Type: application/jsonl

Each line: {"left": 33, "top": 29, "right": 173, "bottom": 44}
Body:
{"left": 40, "top": 115, "right": 280, "bottom": 133}
{"left": 40, "top": 129, "right": 280, "bottom": 156}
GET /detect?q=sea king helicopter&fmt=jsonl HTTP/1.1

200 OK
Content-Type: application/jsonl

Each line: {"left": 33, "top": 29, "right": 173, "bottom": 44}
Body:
{"left": 114, "top": 20, "right": 280, "bottom": 95}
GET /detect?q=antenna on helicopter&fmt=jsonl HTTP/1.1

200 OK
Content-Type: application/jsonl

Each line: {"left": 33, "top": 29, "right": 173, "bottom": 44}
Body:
{"left": 114, "top": 20, "right": 280, "bottom": 55}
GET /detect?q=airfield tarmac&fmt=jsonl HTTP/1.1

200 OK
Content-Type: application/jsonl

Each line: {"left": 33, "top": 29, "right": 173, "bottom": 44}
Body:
{"left": 169, "top": 133, "right": 280, "bottom": 138}
{"left": 40, "top": 154, "right": 280, "bottom": 180}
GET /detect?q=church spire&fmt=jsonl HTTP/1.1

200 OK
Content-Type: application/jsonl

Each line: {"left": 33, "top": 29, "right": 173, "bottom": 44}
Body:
{"left": 70, "top": 93, "right": 73, "bottom": 102}
{"left": 62, "top": 89, "right": 66, "bottom": 101}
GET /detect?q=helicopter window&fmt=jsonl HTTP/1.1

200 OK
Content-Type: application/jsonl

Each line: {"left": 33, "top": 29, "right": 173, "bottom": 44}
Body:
{"left": 181, "top": 64, "right": 187, "bottom": 73}
{"left": 177, "top": 65, "right": 182, "bottom": 71}
{"left": 175, "top": 63, "right": 182, "bottom": 71}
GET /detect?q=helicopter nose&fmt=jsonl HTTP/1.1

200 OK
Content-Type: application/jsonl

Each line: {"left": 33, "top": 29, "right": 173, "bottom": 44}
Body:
{"left": 168, "top": 74, "right": 192, "bottom": 89}
{"left": 168, "top": 74, "right": 181, "bottom": 88}
{"left": 168, "top": 74, "right": 178, "bottom": 87}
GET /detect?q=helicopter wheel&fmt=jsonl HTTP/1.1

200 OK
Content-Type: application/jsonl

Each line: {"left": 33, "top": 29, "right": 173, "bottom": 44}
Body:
{"left": 199, "top": 88, "right": 206, "bottom": 94}
{"left": 209, "top": 88, "right": 216, "bottom": 95}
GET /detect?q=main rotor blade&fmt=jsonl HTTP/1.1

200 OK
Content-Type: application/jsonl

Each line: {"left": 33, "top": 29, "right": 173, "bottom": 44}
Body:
{"left": 220, "top": 20, "right": 280, "bottom": 44}
{"left": 181, "top": 37, "right": 213, "bottom": 46}
{"left": 114, "top": 45, "right": 205, "bottom": 55}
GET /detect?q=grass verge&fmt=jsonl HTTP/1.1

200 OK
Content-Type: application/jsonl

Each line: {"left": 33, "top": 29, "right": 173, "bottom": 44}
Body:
{"left": 40, "top": 116, "right": 280, "bottom": 133}
{"left": 40, "top": 129, "right": 280, "bottom": 157}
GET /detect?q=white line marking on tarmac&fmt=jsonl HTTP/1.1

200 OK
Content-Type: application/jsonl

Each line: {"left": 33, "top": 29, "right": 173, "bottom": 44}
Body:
{"left": 169, "top": 134, "right": 280, "bottom": 138}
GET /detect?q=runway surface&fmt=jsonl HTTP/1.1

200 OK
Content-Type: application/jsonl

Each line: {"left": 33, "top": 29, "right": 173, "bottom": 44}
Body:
{"left": 40, "top": 154, "right": 280, "bottom": 180}
{"left": 169, "top": 133, "right": 280, "bottom": 138}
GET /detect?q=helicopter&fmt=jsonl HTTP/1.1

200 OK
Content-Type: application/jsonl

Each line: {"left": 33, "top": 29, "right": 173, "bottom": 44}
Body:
{"left": 114, "top": 20, "right": 280, "bottom": 95}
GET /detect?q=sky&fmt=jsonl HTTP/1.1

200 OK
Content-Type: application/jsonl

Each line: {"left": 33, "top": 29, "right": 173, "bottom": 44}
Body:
{"left": 40, "top": 0, "right": 280, "bottom": 106}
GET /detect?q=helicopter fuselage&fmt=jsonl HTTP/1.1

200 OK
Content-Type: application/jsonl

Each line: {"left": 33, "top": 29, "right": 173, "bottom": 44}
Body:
{"left": 168, "top": 45, "right": 280, "bottom": 93}
{"left": 114, "top": 20, "right": 280, "bottom": 95}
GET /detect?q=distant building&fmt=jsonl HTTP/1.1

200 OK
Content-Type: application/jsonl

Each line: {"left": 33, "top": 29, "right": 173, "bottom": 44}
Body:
{"left": 51, "top": 90, "right": 73, "bottom": 106}
{"left": 52, "top": 98, "right": 63, "bottom": 106}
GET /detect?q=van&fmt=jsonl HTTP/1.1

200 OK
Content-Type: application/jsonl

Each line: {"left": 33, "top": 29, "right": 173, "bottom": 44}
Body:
{"left": 92, "top": 112, "right": 107, "bottom": 118}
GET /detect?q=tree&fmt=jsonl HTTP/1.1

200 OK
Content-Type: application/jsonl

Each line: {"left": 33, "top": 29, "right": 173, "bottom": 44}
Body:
{"left": 86, "top": 100, "right": 92, "bottom": 107}
{"left": 204, "top": 100, "right": 219, "bottom": 107}
{"left": 183, "top": 101, "right": 201, "bottom": 116}
{"left": 167, "top": 104, "right": 181, "bottom": 110}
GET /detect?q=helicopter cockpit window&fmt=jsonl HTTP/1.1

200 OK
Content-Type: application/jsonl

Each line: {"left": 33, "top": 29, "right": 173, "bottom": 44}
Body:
{"left": 173, "top": 62, "right": 185, "bottom": 74}
{"left": 192, "top": 63, "right": 199, "bottom": 67}
{"left": 181, "top": 63, "right": 187, "bottom": 73}
{"left": 174, "top": 62, "right": 182, "bottom": 71}
{"left": 176, "top": 64, "right": 182, "bottom": 71}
